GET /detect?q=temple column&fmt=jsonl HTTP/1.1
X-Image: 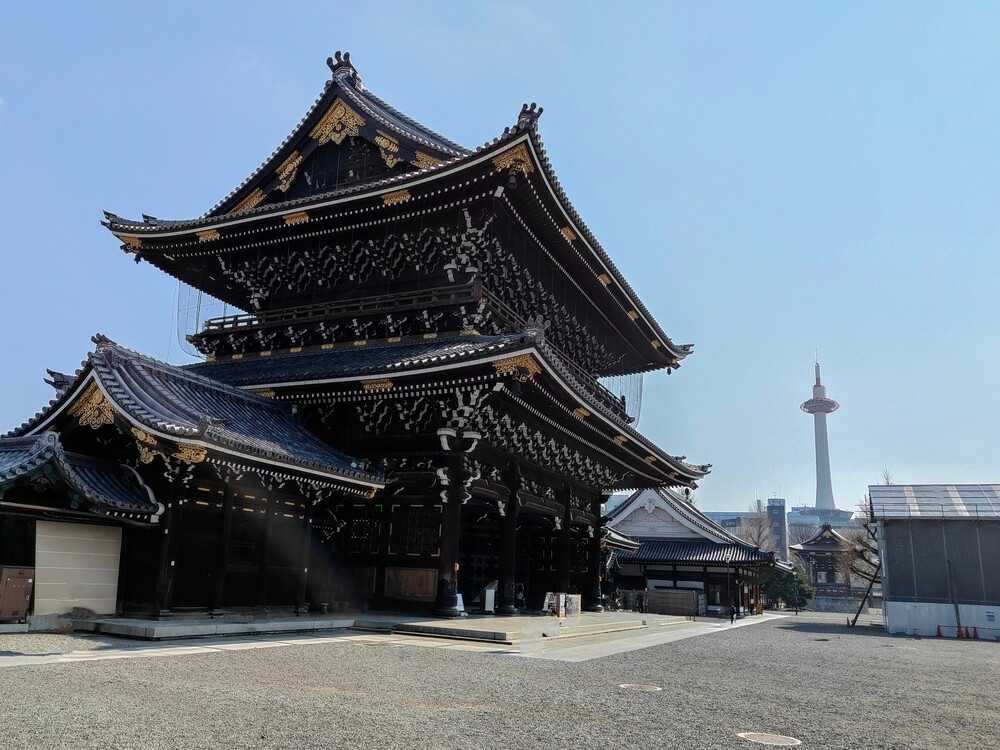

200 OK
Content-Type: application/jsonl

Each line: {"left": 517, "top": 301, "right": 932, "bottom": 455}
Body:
{"left": 585, "top": 494, "right": 607, "bottom": 611}
{"left": 496, "top": 463, "right": 521, "bottom": 616}
{"left": 154, "top": 478, "right": 184, "bottom": 618}
{"left": 434, "top": 431, "right": 476, "bottom": 618}
{"left": 210, "top": 483, "right": 234, "bottom": 614}
{"left": 256, "top": 495, "right": 273, "bottom": 610}
{"left": 295, "top": 505, "right": 313, "bottom": 615}
{"left": 556, "top": 485, "right": 572, "bottom": 593}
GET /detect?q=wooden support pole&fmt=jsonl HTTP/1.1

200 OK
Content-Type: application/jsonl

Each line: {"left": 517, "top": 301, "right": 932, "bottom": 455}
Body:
{"left": 434, "top": 451, "right": 467, "bottom": 617}
{"left": 154, "top": 477, "right": 183, "bottom": 618}
{"left": 584, "top": 494, "right": 607, "bottom": 611}
{"left": 557, "top": 485, "right": 572, "bottom": 593}
{"left": 496, "top": 463, "right": 521, "bottom": 616}
{"left": 256, "top": 495, "right": 273, "bottom": 610}
{"left": 211, "top": 483, "right": 234, "bottom": 614}
{"left": 296, "top": 504, "right": 313, "bottom": 615}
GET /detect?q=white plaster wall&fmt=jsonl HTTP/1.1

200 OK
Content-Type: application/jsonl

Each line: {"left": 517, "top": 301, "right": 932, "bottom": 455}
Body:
{"left": 614, "top": 505, "right": 701, "bottom": 539}
{"left": 885, "top": 601, "right": 1000, "bottom": 638}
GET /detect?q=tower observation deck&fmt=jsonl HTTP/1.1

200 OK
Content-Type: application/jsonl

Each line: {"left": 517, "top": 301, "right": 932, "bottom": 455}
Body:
{"left": 800, "top": 362, "right": 839, "bottom": 511}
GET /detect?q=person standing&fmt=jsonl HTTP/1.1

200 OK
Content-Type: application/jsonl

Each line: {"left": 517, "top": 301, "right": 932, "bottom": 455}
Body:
{"left": 729, "top": 603, "right": 737, "bottom": 625}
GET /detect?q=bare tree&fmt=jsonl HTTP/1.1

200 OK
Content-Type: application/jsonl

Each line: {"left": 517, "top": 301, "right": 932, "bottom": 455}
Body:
{"left": 787, "top": 523, "right": 819, "bottom": 546}
{"left": 737, "top": 498, "right": 773, "bottom": 551}
{"left": 881, "top": 467, "right": 893, "bottom": 486}
{"left": 847, "top": 495, "right": 881, "bottom": 586}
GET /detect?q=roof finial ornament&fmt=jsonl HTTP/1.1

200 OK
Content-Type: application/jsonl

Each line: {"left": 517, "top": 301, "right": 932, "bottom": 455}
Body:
{"left": 91, "top": 333, "right": 113, "bottom": 350}
{"left": 516, "top": 102, "right": 543, "bottom": 130}
{"left": 327, "top": 50, "right": 361, "bottom": 87}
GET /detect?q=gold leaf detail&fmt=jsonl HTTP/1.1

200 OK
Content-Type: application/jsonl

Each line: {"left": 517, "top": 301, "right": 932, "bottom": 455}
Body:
{"left": 196, "top": 229, "right": 220, "bottom": 242}
{"left": 651, "top": 340, "right": 662, "bottom": 350}
{"left": 597, "top": 273, "right": 611, "bottom": 286}
{"left": 231, "top": 188, "right": 265, "bottom": 215}
{"left": 256, "top": 389, "right": 276, "bottom": 399}
{"left": 275, "top": 151, "right": 303, "bottom": 192}
{"left": 492, "top": 143, "right": 534, "bottom": 175}
{"left": 612, "top": 435, "right": 628, "bottom": 446}
{"left": 174, "top": 445, "right": 207, "bottom": 464}
{"left": 310, "top": 98, "right": 365, "bottom": 145}
{"left": 573, "top": 407, "right": 591, "bottom": 419}
{"left": 374, "top": 131, "right": 400, "bottom": 168}
{"left": 282, "top": 211, "right": 310, "bottom": 226}
{"left": 644, "top": 455, "right": 657, "bottom": 464}
{"left": 137, "top": 445, "right": 159, "bottom": 464}
{"left": 627, "top": 310, "right": 639, "bottom": 321}
{"left": 382, "top": 189, "right": 411, "bottom": 206}
{"left": 560, "top": 226, "right": 576, "bottom": 242}
{"left": 363, "top": 379, "right": 394, "bottom": 393}
{"left": 68, "top": 383, "right": 115, "bottom": 429}
{"left": 494, "top": 354, "right": 542, "bottom": 379}
{"left": 115, "top": 235, "right": 143, "bottom": 249}
{"left": 131, "top": 427, "right": 158, "bottom": 446}
{"left": 413, "top": 151, "right": 442, "bottom": 170}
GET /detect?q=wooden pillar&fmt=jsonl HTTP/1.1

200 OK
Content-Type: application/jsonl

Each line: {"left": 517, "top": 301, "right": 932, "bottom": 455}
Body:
{"left": 434, "top": 451, "right": 467, "bottom": 617}
{"left": 496, "top": 463, "right": 521, "bottom": 616}
{"left": 256, "top": 495, "right": 273, "bottom": 609}
{"left": 211, "top": 483, "right": 234, "bottom": 614}
{"left": 556, "top": 485, "right": 572, "bottom": 593}
{"left": 154, "top": 478, "right": 183, "bottom": 617}
{"left": 374, "top": 500, "right": 390, "bottom": 606}
{"left": 296, "top": 504, "right": 313, "bottom": 615}
{"left": 584, "top": 494, "right": 607, "bottom": 611}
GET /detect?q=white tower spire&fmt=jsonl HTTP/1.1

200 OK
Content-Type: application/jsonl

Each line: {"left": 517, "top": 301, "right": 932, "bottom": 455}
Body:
{"left": 800, "top": 361, "right": 839, "bottom": 511}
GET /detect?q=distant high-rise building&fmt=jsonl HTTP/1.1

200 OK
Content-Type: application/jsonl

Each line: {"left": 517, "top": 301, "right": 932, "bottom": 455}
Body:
{"left": 767, "top": 498, "right": 788, "bottom": 561}
{"left": 800, "top": 362, "right": 839, "bottom": 511}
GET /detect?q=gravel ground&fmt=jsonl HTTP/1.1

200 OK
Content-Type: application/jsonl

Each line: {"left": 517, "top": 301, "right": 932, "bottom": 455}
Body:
{"left": 1, "top": 613, "right": 997, "bottom": 749}
{"left": 0, "top": 632, "right": 118, "bottom": 655}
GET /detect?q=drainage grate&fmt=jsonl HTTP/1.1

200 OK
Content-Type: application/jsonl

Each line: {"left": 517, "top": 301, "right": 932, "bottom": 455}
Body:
{"left": 737, "top": 732, "right": 801, "bottom": 746}
{"left": 618, "top": 683, "right": 662, "bottom": 692}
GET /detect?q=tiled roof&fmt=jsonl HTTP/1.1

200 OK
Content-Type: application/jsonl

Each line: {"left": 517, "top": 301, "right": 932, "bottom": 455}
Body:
{"left": 186, "top": 334, "right": 526, "bottom": 387}
{"left": 617, "top": 538, "right": 774, "bottom": 565}
{"left": 6, "top": 336, "right": 382, "bottom": 488}
{"left": 0, "top": 433, "right": 160, "bottom": 517}
{"left": 868, "top": 484, "right": 1000, "bottom": 519}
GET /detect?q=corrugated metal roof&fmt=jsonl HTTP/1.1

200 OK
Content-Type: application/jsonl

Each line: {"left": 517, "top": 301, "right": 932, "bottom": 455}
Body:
{"left": 868, "top": 484, "right": 1000, "bottom": 519}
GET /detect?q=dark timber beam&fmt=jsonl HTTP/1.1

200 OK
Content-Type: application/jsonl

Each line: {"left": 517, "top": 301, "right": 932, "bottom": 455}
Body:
{"left": 585, "top": 494, "right": 607, "bottom": 611}
{"left": 496, "top": 462, "right": 521, "bottom": 616}
{"left": 154, "top": 477, "right": 184, "bottom": 618}
{"left": 211, "top": 484, "right": 234, "bottom": 614}
{"left": 556, "top": 484, "right": 572, "bottom": 593}
{"left": 434, "top": 430, "right": 477, "bottom": 617}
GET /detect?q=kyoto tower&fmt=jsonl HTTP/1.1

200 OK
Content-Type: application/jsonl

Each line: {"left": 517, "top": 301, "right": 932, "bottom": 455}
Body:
{"left": 800, "top": 362, "right": 839, "bottom": 510}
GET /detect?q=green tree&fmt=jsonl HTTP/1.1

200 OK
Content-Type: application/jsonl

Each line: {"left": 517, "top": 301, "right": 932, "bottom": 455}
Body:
{"left": 763, "top": 566, "right": 814, "bottom": 609}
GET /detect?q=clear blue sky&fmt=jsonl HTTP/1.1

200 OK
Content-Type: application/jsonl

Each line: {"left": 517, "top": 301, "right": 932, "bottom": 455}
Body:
{"left": 2, "top": 2, "right": 998, "bottom": 512}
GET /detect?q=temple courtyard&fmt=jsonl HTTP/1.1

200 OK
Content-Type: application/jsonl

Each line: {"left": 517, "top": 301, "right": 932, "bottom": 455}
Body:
{"left": 1, "top": 612, "right": 997, "bottom": 749}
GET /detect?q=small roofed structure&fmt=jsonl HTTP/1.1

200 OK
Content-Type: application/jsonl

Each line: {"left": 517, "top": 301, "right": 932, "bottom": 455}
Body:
{"left": 789, "top": 524, "right": 870, "bottom": 613}
{"left": 868, "top": 484, "right": 1000, "bottom": 637}
{"left": 607, "top": 489, "right": 780, "bottom": 616}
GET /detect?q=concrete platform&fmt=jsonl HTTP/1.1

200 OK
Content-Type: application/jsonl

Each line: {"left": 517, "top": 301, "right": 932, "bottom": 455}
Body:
{"left": 76, "top": 614, "right": 354, "bottom": 640}
{"left": 72, "top": 610, "right": 680, "bottom": 643}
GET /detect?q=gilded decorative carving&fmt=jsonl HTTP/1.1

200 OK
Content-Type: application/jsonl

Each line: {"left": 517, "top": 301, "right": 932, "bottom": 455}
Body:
{"left": 560, "top": 226, "right": 576, "bottom": 242}
{"left": 413, "top": 151, "right": 442, "bottom": 170}
{"left": 644, "top": 455, "right": 657, "bottom": 464}
{"left": 492, "top": 143, "right": 534, "bottom": 175}
{"left": 362, "top": 378, "right": 394, "bottom": 393}
{"left": 596, "top": 273, "right": 611, "bottom": 286}
{"left": 374, "top": 131, "right": 399, "bottom": 168}
{"left": 131, "top": 427, "right": 157, "bottom": 445}
{"left": 275, "top": 150, "right": 303, "bottom": 192}
{"left": 626, "top": 310, "right": 639, "bottom": 321}
{"left": 651, "top": 340, "right": 662, "bottom": 350}
{"left": 115, "top": 235, "right": 143, "bottom": 249}
{"left": 231, "top": 188, "right": 265, "bottom": 215}
{"left": 256, "top": 389, "right": 276, "bottom": 399}
{"left": 310, "top": 98, "right": 365, "bottom": 146}
{"left": 493, "top": 354, "right": 541, "bottom": 379}
{"left": 573, "top": 407, "right": 591, "bottom": 419}
{"left": 196, "top": 229, "right": 220, "bottom": 242}
{"left": 382, "top": 189, "right": 411, "bottom": 206}
{"left": 173, "top": 444, "right": 208, "bottom": 464}
{"left": 69, "top": 383, "right": 115, "bottom": 429}
{"left": 612, "top": 435, "right": 628, "bottom": 446}
{"left": 282, "top": 211, "right": 310, "bottom": 226}
{"left": 130, "top": 427, "right": 159, "bottom": 464}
